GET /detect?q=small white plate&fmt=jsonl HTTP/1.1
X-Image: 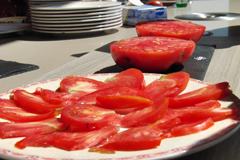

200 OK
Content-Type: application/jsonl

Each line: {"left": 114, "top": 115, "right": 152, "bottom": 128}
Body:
{"left": 30, "top": 1, "right": 122, "bottom": 10}
{"left": 0, "top": 23, "right": 31, "bottom": 35}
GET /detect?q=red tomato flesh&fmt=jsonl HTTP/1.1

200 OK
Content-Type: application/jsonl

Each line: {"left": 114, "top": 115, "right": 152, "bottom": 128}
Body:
{"left": 146, "top": 0, "right": 163, "bottom": 6}
{"left": 135, "top": 20, "right": 206, "bottom": 43}
{"left": 110, "top": 36, "right": 196, "bottom": 72}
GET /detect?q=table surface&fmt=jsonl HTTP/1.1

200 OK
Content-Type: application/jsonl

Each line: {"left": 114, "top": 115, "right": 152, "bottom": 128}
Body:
{"left": 1, "top": 0, "right": 240, "bottom": 159}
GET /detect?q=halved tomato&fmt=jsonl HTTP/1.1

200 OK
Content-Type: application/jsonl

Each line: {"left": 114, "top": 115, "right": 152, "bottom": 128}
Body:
{"left": 110, "top": 36, "right": 195, "bottom": 72}
{"left": 59, "top": 75, "right": 109, "bottom": 93}
{"left": 104, "top": 68, "right": 145, "bottom": 90}
{"left": 60, "top": 104, "right": 121, "bottom": 130}
{"left": 120, "top": 98, "right": 169, "bottom": 128}
{"left": 135, "top": 20, "right": 206, "bottom": 43}
{"left": 144, "top": 72, "right": 190, "bottom": 100}
{"left": 0, "top": 98, "right": 57, "bottom": 122}
{"left": 169, "top": 82, "right": 231, "bottom": 108}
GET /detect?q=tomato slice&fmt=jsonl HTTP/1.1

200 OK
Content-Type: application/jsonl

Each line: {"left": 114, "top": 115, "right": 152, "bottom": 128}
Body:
{"left": 11, "top": 90, "right": 66, "bottom": 113}
{"left": 15, "top": 126, "right": 119, "bottom": 150}
{"left": 0, "top": 118, "right": 68, "bottom": 139}
{"left": 135, "top": 20, "right": 206, "bottom": 43}
{"left": 120, "top": 98, "right": 169, "bottom": 128}
{"left": 104, "top": 68, "right": 145, "bottom": 90}
{"left": 0, "top": 98, "right": 57, "bottom": 122}
{"left": 60, "top": 104, "right": 121, "bottom": 130}
{"left": 97, "top": 126, "right": 161, "bottom": 152}
{"left": 169, "top": 82, "right": 231, "bottom": 108}
{"left": 110, "top": 36, "right": 195, "bottom": 72}
{"left": 146, "top": 0, "right": 163, "bottom": 6}
{"left": 59, "top": 75, "right": 109, "bottom": 93}
{"left": 77, "top": 86, "right": 150, "bottom": 105}
{"left": 144, "top": 72, "right": 190, "bottom": 100}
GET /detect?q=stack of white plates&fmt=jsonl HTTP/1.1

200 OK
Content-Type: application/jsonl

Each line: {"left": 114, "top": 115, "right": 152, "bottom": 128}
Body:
{"left": 29, "top": 1, "right": 123, "bottom": 34}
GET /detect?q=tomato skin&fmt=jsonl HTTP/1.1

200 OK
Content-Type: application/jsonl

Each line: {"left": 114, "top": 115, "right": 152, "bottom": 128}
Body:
{"left": 146, "top": 0, "right": 163, "bottom": 6}
{"left": 104, "top": 68, "right": 146, "bottom": 90}
{"left": 99, "top": 126, "right": 161, "bottom": 151}
{"left": 60, "top": 75, "right": 109, "bottom": 93}
{"left": 135, "top": 20, "right": 206, "bottom": 43}
{"left": 169, "top": 82, "right": 232, "bottom": 108}
{"left": 144, "top": 72, "right": 190, "bottom": 100}
{"left": 0, "top": 98, "right": 57, "bottom": 122}
{"left": 110, "top": 36, "right": 195, "bottom": 72}
{"left": 60, "top": 104, "right": 121, "bottom": 130}
{"left": 11, "top": 90, "right": 65, "bottom": 113}
{"left": 120, "top": 98, "right": 169, "bottom": 128}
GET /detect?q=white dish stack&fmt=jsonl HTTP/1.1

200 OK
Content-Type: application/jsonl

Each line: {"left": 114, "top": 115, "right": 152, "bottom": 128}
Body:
{"left": 28, "top": 1, "right": 123, "bottom": 34}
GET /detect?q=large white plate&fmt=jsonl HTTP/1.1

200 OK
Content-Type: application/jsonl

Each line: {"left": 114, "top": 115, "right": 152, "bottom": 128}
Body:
{"left": 30, "top": 1, "right": 122, "bottom": 10}
{"left": 32, "top": 23, "right": 122, "bottom": 34}
{"left": 0, "top": 73, "right": 239, "bottom": 160}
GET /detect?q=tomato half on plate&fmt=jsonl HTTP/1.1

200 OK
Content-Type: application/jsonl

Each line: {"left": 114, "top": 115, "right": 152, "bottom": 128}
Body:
{"left": 60, "top": 104, "right": 121, "bottom": 130}
{"left": 110, "top": 36, "right": 195, "bottom": 72}
{"left": 135, "top": 20, "right": 206, "bottom": 43}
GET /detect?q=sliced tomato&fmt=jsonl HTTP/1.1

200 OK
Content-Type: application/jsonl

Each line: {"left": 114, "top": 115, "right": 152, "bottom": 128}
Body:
{"left": 135, "top": 20, "right": 206, "bottom": 43}
{"left": 110, "top": 36, "right": 195, "bottom": 72}
{"left": 97, "top": 126, "right": 161, "bottom": 152}
{"left": 0, "top": 98, "right": 57, "bottom": 122}
{"left": 96, "top": 95, "right": 152, "bottom": 109}
{"left": 104, "top": 68, "right": 145, "bottom": 90}
{"left": 144, "top": 72, "right": 190, "bottom": 100}
{"left": 161, "top": 100, "right": 221, "bottom": 122}
{"left": 15, "top": 126, "right": 119, "bottom": 150}
{"left": 0, "top": 118, "right": 68, "bottom": 139}
{"left": 11, "top": 89, "right": 66, "bottom": 113}
{"left": 59, "top": 75, "right": 109, "bottom": 93}
{"left": 120, "top": 98, "right": 169, "bottom": 128}
{"left": 77, "top": 86, "right": 150, "bottom": 105}
{"left": 60, "top": 104, "right": 121, "bottom": 130}
{"left": 169, "top": 82, "right": 231, "bottom": 108}
{"left": 146, "top": 0, "right": 163, "bottom": 6}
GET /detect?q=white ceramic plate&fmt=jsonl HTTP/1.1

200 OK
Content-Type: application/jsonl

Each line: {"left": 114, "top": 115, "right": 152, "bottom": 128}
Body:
{"left": 30, "top": 8, "right": 122, "bottom": 17}
{"left": 32, "top": 23, "right": 122, "bottom": 34}
{"left": 30, "top": 12, "right": 122, "bottom": 21}
{"left": 0, "top": 23, "right": 31, "bottom": 35}
{"left": 31, "top": 14, "right": 121, "bottom": 23}
{"left": 0, "top": 73, "right": 239, "bottom": 160}
{"left": 30, "top": 1, "right": 122, "bottom": 10}
{"left": 32, "top": 17, "right": 122, "bottom": 27}
{"left": 30, "top": 5, "right": 121, "bottom": 14}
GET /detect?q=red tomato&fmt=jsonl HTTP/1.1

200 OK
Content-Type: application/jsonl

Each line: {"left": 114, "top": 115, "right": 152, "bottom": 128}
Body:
{"left": 135, "top": 20, "right": 206, "bottom": 43}
{"left": 11, "top": 90, "right": 65, "bottom": 113}
{"left": 146, "top": 0, "right": 163, "bottom": 6}
{"left": 60, "top": 75, "right": 109, "bottom": 93}
{"left": 0, "top": 98, "right": 57, "bottom": 122}
{"left": 15, "top": 126, "right": 119, "bottom": 150}
{"left": 0, "top": 118, "right": 68, "bottom": 139}
{"left": 77, "top": 86, "right": 150, "bottom": 105}
{"left": 144, "top": 72, "right": 190, "bottom": 100}
{"left": 98, "top": 126, "right": 161, "bottom": 152}
{"left": 120, "top": 98, "right": 169, "bottom": 128}
{"left": 169, "top": 82, "right": 231, "bottom": 108}
{"left": 104, "top": 68, "right": 145, "bottom": 90}
{"left": 110, "top": 36, "right": 195, "bottom": 72}
{"left": 60, "top": 104, "right": 121, "bottom": 130}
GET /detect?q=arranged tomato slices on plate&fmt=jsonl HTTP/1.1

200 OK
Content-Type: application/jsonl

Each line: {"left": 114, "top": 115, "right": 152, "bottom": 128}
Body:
{"left": 0, "top": 69, "right": 239, "bottom": 160}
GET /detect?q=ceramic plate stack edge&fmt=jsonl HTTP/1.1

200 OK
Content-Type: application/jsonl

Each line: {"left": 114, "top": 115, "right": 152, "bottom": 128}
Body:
{"left": 29, "top": 1, "right": 123, "bottom": 34}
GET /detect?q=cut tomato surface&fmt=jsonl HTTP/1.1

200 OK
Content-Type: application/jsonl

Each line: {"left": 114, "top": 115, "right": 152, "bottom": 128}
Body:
{"left": 169, "top": 82, "right": 231, "bottom": 108}
{"left": 0, "top": 118, "right": 68, "bottom": 139}
{"left": 11, "top": 90, "right": 65, "bottom": 113}
{"left": 0, "top": 98, "right": 57, "bottom": 122}
{"left": 144, "top": 72, "right": 190, "bottom": 100}
{"left": 59, "top": 75, "right": 109, "bottom": 93}
{"left": 110, "top": 36, "right": 195, "bottom": 72}
{"left": 120, "top": 98, "right": 169, "bottom": 128}
{"left": 60, "top": 104, "right": 121, "bottom": 130}
{"left": 104, "top": 68, "right": 145, "bottom": 90}
{"left": 135, "top": 20, "right": 206, "bottom": 43}
{"left": 15, "top": 126, "right": 119, "bottom": 151}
